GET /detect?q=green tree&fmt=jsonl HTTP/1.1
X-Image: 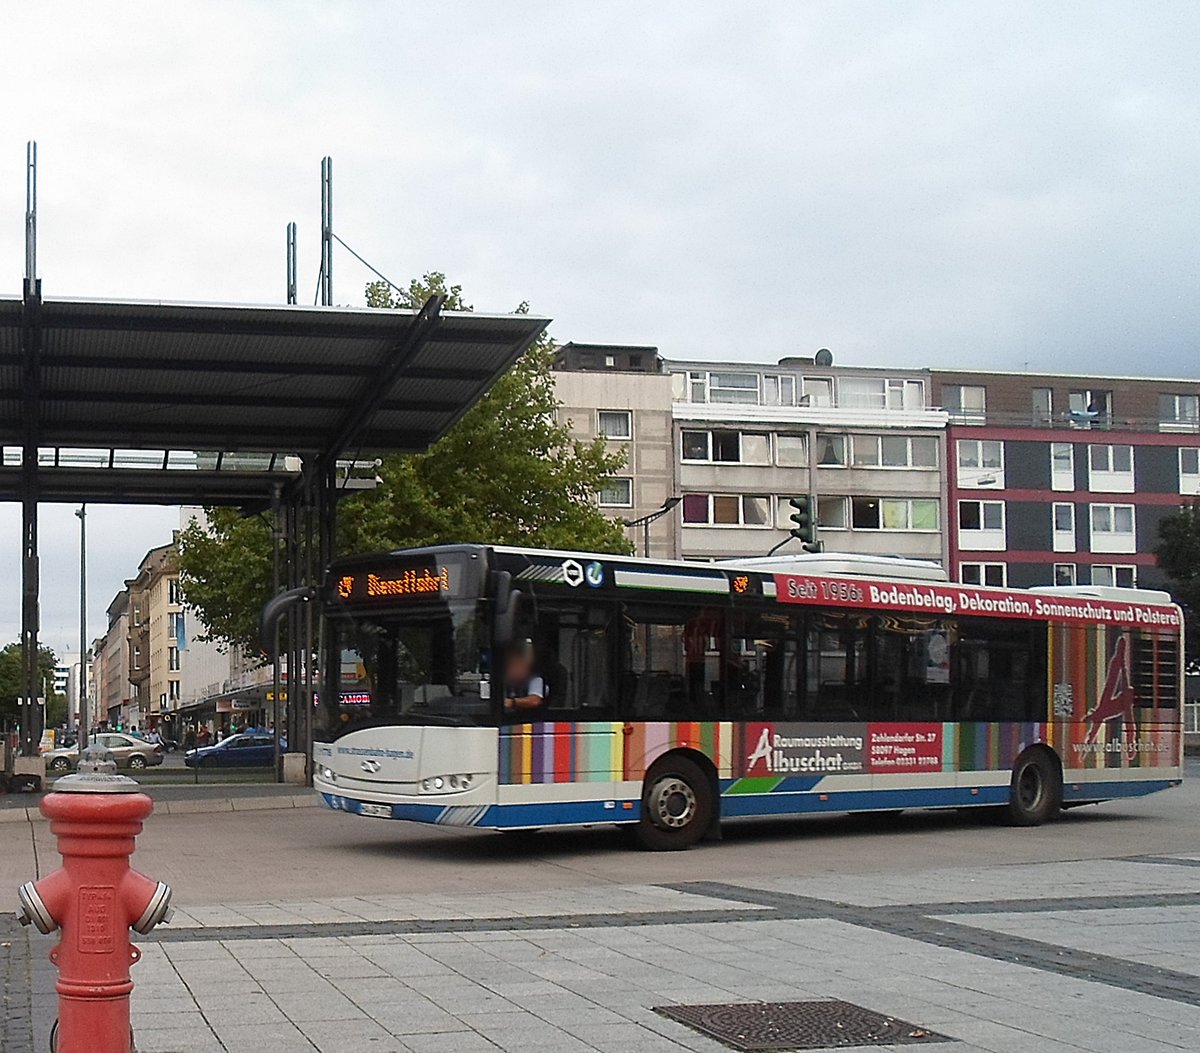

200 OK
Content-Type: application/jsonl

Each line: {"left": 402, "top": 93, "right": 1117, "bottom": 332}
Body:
{"left": 0, "top": 642, "right": 61, "bottom": 727}
{"left": 1155, "top": 499, "right": 1200, "bottom": 660}
{"left": 178, "top": 274, "right": 631, "bottom": 655}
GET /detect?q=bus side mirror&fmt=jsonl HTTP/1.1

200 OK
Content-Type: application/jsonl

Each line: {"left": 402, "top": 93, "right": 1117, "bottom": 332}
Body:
{"left": 260, "top": 586, "right": 319, "bottom": 660}
{"left": 492, "top": 571, "right": 523, "bottom": 647}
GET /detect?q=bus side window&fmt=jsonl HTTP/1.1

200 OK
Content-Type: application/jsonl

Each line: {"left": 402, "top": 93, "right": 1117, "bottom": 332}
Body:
{"left": 620, "top": 604, "right": 725, "bottom": 721}
{"left": 727, "top": 611, "right": 801, "bottom": 720}
{"left": 953, "top": 618, "right": 1044, "bottom": 722}
{"left": 803, "top": 613, "right": 870, "bottom": 721}
{"left": 536, "top": 604, "right": 616, "bottom": 717}
{"left": 873, "top": 616, "right": 953, "bottom": 722}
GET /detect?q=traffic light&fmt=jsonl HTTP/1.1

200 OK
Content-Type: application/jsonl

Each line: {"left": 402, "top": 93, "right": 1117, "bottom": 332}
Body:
{"left": 787, "top": 495, "right": 816, "bottom": 545}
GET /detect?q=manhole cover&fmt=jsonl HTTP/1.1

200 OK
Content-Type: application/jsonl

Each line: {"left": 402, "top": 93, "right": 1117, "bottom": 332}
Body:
{"left": 654, "top": 1000, "right": 951, "bottom": 1051}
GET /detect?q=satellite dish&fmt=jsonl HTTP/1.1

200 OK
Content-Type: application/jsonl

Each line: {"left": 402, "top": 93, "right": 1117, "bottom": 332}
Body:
{"left": 814, "top": 348, "right": 833, "bottom": 367}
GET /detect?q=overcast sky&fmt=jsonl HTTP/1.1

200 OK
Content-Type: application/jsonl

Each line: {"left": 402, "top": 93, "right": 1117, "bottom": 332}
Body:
{"left": 1, "top": 2, "right": 1198, "bottom": 655}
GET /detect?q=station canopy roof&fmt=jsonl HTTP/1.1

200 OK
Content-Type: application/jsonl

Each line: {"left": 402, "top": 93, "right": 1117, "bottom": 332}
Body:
{"left": 0, "top": 295, "right": 548, "bottom": 503}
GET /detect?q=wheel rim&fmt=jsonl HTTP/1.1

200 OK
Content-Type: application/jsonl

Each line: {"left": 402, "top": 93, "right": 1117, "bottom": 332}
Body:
{"left": 648, "top": 775, "right": 697, "bottom": 830}
{"left": 1017, "top": 763, "right": 1044, "bottom": 812}
{"left": 130, "top": 757, "right": 146, "bottom": 769}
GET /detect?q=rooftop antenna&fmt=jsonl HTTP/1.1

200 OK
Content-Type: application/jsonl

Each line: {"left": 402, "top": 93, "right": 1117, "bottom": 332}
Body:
{"left": 286, "top": 222, "right": 297, "bottom": 305}
{"left": 24, "top": 141, "right": 36, "bottom": 281}
{"left": 320, "top": 156, "right": 333, "bottom": 305}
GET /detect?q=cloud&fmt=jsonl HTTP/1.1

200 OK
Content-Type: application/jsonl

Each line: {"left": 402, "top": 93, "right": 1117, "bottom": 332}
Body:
{"left": 0, "top": 1, "right": 1196, "bottom": 648}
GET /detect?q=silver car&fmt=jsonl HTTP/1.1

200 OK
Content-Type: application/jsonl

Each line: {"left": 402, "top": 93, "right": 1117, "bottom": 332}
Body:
{"left": 44, "top": 733, "right": 164, "bottom": 774}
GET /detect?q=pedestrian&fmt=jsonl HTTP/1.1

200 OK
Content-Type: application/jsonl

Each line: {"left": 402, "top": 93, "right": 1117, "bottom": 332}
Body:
{"left": 184, "top": 727, "right": 196, "bottom": 751}
{"left": 197, "top": 725, "right": 210, "bottom": 748}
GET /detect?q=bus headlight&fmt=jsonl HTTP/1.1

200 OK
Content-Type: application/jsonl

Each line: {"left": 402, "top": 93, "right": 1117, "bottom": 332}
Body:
{"left": 318, "top": 766, "right": 336, "bottom": 783}
{"left": 420, "top": 773, "right": 474, "bottom": 794}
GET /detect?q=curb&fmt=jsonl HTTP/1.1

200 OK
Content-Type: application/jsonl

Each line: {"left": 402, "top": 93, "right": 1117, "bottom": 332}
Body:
{"left": 0, "top": 794, "right": 315, "bottom": 821}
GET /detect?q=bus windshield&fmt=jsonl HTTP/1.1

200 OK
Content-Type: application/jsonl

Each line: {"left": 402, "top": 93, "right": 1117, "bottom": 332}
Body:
{"left": 322, "top": 601, "right": 491, "bottom": 734}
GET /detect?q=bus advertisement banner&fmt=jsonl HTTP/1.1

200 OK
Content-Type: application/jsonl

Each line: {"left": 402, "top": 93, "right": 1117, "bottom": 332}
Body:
{"left": 742, "top": 722, "right": 944, "bottom": 778}
{"left": 773, "top": 574, "right": 1182, "bottom": 629}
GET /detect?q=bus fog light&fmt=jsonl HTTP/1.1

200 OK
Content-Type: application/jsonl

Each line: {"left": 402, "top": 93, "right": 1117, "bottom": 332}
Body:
{"left": 420, "top": 774, "right": 474, "bottom": 794}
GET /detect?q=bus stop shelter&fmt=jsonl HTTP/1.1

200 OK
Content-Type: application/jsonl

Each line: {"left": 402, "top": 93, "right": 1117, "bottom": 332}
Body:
{"left": 0, "top": 277, "right": 547, "bottom": 769}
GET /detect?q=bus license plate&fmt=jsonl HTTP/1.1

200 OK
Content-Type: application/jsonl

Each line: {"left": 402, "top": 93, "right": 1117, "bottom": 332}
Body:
{"left": 359, "top": 803, "right": 391, "bottom": 819}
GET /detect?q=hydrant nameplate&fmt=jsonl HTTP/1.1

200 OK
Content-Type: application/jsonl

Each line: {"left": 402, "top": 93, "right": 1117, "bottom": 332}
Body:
{"left": 78, "top": 886, "right": 116, "bottom": 954}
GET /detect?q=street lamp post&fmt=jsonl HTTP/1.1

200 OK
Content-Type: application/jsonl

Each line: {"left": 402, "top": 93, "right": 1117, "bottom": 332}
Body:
{"left": 622, "top": 496, "right": 682, "bottom": 558}
{"left": 75, "top": 504, "right": 88, "bottom": 749}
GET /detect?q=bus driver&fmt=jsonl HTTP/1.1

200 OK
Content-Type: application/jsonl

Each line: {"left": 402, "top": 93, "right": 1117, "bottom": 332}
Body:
{"left": 503, "top": 639, "right": 546, "bottom": 713}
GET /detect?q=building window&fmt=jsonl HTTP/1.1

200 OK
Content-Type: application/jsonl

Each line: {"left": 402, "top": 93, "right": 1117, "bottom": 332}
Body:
{"left": 1089, "top": 503, "right": 1136, "bottom": 553}
{"left": 960, "top": 562, "right": 1006, "bottom": 587}
{"left": 168, "top": 680, "right": 181, "bottom": 701}
{"left": 775, "top": 434, "right": 808, "bottom": 467}
{"left": 1050, "top": 442, "right": 1075, "bottom": 491}
{"left": 168, "top": 646, "right": 180, "bottom": 671}
{"left": 598, "top": 478, "right": 633, "bottom": 507}
{"left": 850, "top": 497, "right": 938, "bottom": 531}
{"left": 681, "top": 430, "right": 768, "bottom": 464}
{"left": 801, "top": 377, "right": 834, "bottom": 407}
{"left": 958, "top": 500, "right": 1004, "bottom": 532}
{"left": 708, "top": 372, "right": 760, "bottom": 405}
{"left": 1088, "top": 444, "right": 1132, "bottom": 473}
{"left": 1052, "top": 502, "right": 1076, "bottom": 552}
{"left": 942, "top": 384, "right": 987, "bottom": 423}
{"left": 1091, "top": 565, "right": 1136, "bottom": 588}
{"left": 597, "top": 410, "right": 632, "bottom": 440}
{"left": 1032, "top": 387, "right": 1053, "bottom": 425}
{"left": 816, "top": 495, "right": 848, "bottom": 529}
{"left": 1054, "top": 563, "right": 1077, "bottom": 586}
{"left": 1160, "top": 393, "right": 1199, "bottom": 430}
{"left": 815, "top": 433, "right": 847, "bottom": 467}
{"left": 168, "top": 579, "right": 181, "bottom": 605}
{"left": 688, "top": 372, "right": 707, "bottom": 402}
{"left": 852, "top": 435, "right": 938, "bottom": 469}
{"left": 839, "top": 378, "right": 888, "bottom": 409}
{"left": 957, "top": 440, "right": 1003, "bottom": 471}
{"left": 133, "top": 647, "right": 142, "bottom": 670}
{"left": 762, "top": 374, "right": 795, "bottom": 406}
{"left": 682, "top": 494, "right": 770, "bottom": 527}
{"left": 1181, "top": 447, "right": 1200, "bottom": 495}
{"left": 1068, "top": 389, "right": 1112, "bottom": 425}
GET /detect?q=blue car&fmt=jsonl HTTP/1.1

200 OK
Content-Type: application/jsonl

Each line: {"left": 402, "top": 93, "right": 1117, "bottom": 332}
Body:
{"left": 184, "top": 732, "right": 283, "bottom": 768}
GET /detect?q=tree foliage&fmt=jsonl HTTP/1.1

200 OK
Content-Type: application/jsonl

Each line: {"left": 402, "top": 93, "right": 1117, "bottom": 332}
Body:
{"left": 1155, "top": 499, "right": 1200, "bottom": 657}
{"left": 178, "top": 274, "right": 631, "bottom": 655}
{"left": 0, "top": 642, "right": 61, "bottom": 726}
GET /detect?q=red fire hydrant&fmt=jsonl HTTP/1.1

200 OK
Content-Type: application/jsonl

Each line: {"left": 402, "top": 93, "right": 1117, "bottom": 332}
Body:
{"left": 16, "top": 746, "right": 172, "bottom": 1053}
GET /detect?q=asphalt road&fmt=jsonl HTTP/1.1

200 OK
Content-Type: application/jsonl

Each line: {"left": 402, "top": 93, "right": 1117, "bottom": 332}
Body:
{"left": 6, "top": 761, "right": 1196, "bottom": 906}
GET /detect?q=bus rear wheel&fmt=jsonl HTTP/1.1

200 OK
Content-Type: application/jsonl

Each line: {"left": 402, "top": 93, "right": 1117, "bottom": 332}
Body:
{"left": 634, "top": 756, "right": 714, "bottom": 851}
{"left": 1006, "top": 749, "right": 1061, "bottom": 827}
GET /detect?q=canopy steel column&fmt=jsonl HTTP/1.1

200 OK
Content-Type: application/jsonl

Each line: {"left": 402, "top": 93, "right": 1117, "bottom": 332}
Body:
{"left": 19, "top": 277, "right": 42, "bottom": 756}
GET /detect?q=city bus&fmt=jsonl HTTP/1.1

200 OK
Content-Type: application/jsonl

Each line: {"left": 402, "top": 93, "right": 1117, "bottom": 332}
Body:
{"left": 295, "top": 544, "right": 1184, "bottom": 850}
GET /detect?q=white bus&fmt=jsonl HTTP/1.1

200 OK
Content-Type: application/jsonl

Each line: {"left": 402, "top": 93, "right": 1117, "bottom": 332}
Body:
{"left": 284, "top": 544, "right": 1183, "bottom": 850}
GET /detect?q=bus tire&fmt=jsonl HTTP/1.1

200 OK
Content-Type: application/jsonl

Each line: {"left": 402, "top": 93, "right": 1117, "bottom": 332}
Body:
{"left": 634, "top": 755, "right": 714, "bottom": 851}
{"left": 1006, "top": 748, "right": 1061, "bottom": 827}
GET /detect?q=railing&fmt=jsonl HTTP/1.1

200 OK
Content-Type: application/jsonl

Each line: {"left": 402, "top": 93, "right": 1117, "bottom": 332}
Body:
{"left": 946, "top": 409, "right": 1200, "bottom": 433}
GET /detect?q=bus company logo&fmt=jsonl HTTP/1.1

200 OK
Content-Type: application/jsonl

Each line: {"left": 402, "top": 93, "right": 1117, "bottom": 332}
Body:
{"left": 1083, "top": 633, "right": 1137, "bottom": 745}
{"left": 744, "top": 722, "right": 866, "bottom": 777}
{"left": 584, "top": 561, "right": 605, "bottom": 588}
{"left": 360, "top": 759, "right": 381, "bottom": 773}
{"left": 562, "top": 559, "right": 585, "bottom": 587}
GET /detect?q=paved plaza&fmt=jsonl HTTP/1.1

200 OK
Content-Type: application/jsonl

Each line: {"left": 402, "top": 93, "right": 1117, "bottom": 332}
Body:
{"left": 4, "top": 772, "right": 1200, "bottom": 1052}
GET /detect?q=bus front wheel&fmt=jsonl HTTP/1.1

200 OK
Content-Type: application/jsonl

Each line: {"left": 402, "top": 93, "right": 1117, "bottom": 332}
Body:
{"left": 634, "top": 756, "right": 714, "bottom": 851}
{"left": 1006, "top": 749, "right": 1061, "bottom": 827}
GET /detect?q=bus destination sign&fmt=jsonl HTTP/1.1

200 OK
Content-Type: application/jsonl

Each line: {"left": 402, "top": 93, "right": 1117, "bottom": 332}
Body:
{"left": 336, "top": 564, "right": 452, "bottom": 602}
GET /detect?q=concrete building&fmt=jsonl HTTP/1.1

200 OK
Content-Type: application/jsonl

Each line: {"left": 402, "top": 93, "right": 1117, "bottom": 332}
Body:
{"left": 931, "top": 369, "right": 1200, "bottom": 589}
{"left": 98, "top": 589, "right": 131, "bottom": 728}
{"left": 126, "top": 543, "right": 178, "bottom": 731}
{"left": 554, "top": 348, "right": 950, "bottom": 565}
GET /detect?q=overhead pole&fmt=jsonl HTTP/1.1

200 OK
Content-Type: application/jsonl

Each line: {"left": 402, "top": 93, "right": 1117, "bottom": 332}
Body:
{"left": 76, "top": 505, "right": 88, "bottom": 748}
{"left": 286, "top": 222, "right": 297, "bottom": 305}
{"left": 20, "top": 141, "right": 42, "bottom": 757}
{"left": 320, "top": 157, "right": 333, "bottom": 306}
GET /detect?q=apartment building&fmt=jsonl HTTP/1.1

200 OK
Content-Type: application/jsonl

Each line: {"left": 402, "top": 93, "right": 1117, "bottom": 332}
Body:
{"left": 554, "top": 347, "right": 950, "bottom": 564}
{"left": 932, "top": 370, "right": 1200, "bottom": 589}
{"left": 124, "top": 543, "right": 180, "bottom": 730}
{"left": 98, "top": 590, "right": 131, "bottom": 726}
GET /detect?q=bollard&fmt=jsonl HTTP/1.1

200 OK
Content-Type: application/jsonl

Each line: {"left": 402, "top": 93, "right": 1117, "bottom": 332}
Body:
{"left": 15, "top": 745, "right": 172, "bottom": 1053}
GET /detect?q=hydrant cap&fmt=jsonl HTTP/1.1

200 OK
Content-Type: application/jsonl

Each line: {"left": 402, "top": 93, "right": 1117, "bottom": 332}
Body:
{"left": 53, "top": 744, "right": 141, "bottom": 793}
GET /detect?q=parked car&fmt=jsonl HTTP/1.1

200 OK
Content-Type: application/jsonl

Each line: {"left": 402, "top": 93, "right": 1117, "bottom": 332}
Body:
{"left": 44, "top": 733, "right": 165, "bottom": 774}
{"left": 184, "top": 733, "right": 281, "bottom": 768}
